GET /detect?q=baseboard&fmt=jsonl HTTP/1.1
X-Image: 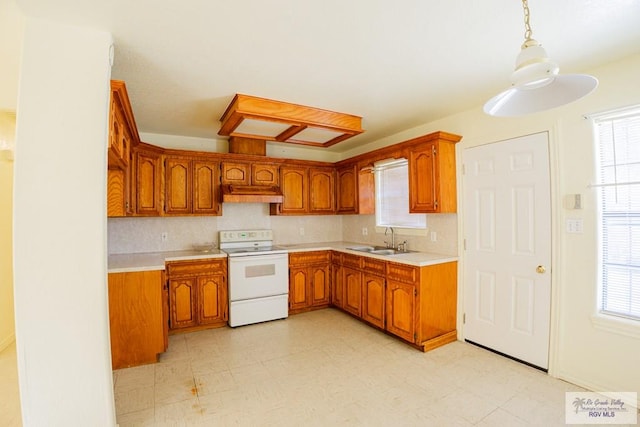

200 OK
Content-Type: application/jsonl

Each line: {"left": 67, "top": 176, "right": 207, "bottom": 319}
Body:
{"left": 0, "top": 333, "right": 16, "bottom": 353}
{"left": 557, "top": 371, "right": 640, "bottom": 408}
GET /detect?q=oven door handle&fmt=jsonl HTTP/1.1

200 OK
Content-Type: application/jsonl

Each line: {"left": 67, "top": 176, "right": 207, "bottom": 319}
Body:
{"left": 229, "top": 253, "right": 288, "bottom": 262}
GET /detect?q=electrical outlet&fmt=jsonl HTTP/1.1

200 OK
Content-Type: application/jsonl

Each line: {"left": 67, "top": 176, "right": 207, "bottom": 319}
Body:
{"left": 430, "top": 231, "right": 437, "bottom": 242}
{"left": 299, "top": 227, "right": 305, "bottom": 236}
{"left": 362, "top": 227, "right": 368, "bottom": 236}
{"left": 161, "top": 232, "right": 168, "bottom": 242}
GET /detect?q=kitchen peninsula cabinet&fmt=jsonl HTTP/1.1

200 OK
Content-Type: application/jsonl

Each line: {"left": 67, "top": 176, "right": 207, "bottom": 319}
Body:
{"left": 165, "top": 156, "right": 220, "bottom": 216}
{"left": 166, "top": 258, "right": 227, "bottom": 332}
{"left": 108, "top": 270, "right": 167, "bottom": 369}
{"left": 408, "top": 133, "right": 460, "bottom": 213}
{"left": 328, "top": 249, "right": 458, "bottom": 352}
{"left": 288, "top": 251, "right": 331, "bottom": 314}
{"left": 386, "top": 260, "right": 458, "bottom": 350}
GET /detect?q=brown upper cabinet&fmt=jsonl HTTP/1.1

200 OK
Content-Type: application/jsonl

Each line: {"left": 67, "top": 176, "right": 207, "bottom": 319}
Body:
{"left": 221, "top": 161, "right": 279, "bottom": 186}
{"left": 272, "top": 165, "right": 308, "bottom": 215}
{"left": 336, "top": 165, "right": 358, "bottom": 214}
{"left": 309, "top": 167, "right": 335, "bottom": 214}
{"left": 107, "top": 81, "right": 139, "bottom": 217}
{"left": 272, "top": 165, "right": 336, "bottom": 215}
{"left": 133, "top": 145, "right": 163, "bottom": 216}
{"left": 107, "top": 80, "right": 462, "bottom": 218}
{"left": 408, "top": 133, "right": 460, "bottom": 213}
{"left": 165, "top": 155, "right": 221, "bottom": 216}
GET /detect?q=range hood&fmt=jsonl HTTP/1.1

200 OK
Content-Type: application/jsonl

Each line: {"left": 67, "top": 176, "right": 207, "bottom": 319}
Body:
{"left": 221, "top": 184, "right": 284, "bottom": 204}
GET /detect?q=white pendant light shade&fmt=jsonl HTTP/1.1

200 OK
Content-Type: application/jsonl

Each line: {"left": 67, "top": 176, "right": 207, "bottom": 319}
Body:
{"left": 484, "top": 0, "right": 598, "bottom": 117}
{"left": 484, "top": 72, "right": 599, "bottom": 117}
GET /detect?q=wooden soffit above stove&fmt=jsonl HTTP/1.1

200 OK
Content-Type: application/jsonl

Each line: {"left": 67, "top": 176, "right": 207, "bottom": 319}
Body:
{"left": 218, "top": 94, "right": 364, "bottom": 148}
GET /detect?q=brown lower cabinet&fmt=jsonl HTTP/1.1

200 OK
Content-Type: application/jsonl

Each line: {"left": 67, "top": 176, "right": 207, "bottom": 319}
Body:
{"left": 108, "top": 270, "right": 167, "bottom": 369}
{"left": 166, "top": 258, "right": 228, "bottom": 332}
{"left": 331, "top": 251, "right": 458, "bottom": 352}
{"left": 288, "top": 251, "right": 331, "bottom": 314}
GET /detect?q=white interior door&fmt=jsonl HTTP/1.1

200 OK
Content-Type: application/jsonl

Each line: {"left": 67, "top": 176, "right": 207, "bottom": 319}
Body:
{"left": 462, "top": 132, "right": 552, "bottom": 369}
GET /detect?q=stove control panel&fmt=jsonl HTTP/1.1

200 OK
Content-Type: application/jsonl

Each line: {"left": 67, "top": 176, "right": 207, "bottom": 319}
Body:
{"left": 219, "top": 229, "right": 273, "bottom": 243}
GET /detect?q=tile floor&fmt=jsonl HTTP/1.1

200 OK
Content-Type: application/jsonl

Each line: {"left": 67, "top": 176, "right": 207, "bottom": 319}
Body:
{"left": 0, "top": 341, "right": 22, "bottom": 427}
{"left": 113, "top": 308, "right": 611, "bottom": 426}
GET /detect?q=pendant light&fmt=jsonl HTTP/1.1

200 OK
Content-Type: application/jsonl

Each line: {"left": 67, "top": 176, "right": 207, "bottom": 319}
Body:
{"left": 484, "top": 0, "right": 598, "bottom": 117}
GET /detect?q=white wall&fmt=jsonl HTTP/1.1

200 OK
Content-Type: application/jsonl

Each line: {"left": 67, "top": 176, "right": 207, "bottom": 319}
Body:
{"left": 0, "top": 112, "right": 16, "bottom": 351}
{"left": 0, "top": 0, "right": 25, "bottom": 111}
{"left": 13, "top": 17, "right": 115, "bottom": 425}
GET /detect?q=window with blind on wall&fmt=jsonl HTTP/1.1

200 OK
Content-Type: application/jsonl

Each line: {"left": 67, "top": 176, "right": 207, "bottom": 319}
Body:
{"left": 593, "top": 106, "right": 640, "bottom": 322}
{"left": 374, "top": 158, "right": 426, "bottom": 229}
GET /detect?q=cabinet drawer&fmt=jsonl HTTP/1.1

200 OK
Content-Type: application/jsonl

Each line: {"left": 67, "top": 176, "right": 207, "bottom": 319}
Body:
{"left": 289, "top": 250, "right": 330, "bottom": 266}
{"left": 167, "top": 259, "right": 226, "bottom": 277}
{"left": 363, "top": 257, "right": 386, "bottom": 276}
{"left": 341, "top": 253, "right": 362, "bottom": 269}
{"left": 386, "top": 262, "right": 418, "bottom": 284}
{"left": 331, "top": 251, "right": 342, "bottom": 264}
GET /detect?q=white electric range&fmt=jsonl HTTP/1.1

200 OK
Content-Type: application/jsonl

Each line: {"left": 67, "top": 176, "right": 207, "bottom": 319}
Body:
{"left": 219, "top": 230, "right": 289, "bottom": 327}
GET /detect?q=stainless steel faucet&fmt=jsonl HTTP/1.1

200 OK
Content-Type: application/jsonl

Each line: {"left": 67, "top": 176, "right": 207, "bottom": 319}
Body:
{"left": 384, "top": 227, "right": 395, "bottom": 249}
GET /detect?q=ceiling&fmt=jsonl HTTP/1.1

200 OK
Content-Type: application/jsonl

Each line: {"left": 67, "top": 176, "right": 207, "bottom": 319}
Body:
{"left": 13, "top": 0, "right": 640, "bottom": 152}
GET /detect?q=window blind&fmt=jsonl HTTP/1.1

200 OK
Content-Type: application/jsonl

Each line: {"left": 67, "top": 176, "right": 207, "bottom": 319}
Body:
{"left": 594, "top": 107, "right": 640, "bottom": 321}
{"left": 374, "top": 159, "right": 426, "bottom": 229}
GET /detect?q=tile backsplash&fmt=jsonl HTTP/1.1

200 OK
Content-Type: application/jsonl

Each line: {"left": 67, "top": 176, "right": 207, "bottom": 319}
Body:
{"left": 341, "top": 213, "right": 458, "bottom": 256}
{"left": 108, "top": 203, "right": 344, "bottom": 254}
{"left": 109, "top": 203, "right": 457, "bottom": 255}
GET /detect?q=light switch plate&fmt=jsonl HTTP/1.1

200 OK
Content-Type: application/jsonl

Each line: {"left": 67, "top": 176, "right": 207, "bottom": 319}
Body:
{"left": 566, "top": 218, "right": 584, "bottom": 233}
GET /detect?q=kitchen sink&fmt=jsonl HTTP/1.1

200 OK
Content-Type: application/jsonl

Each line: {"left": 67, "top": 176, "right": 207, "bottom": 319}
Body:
{"left": 346, "top": 246, "right": 412, "bottom": 256}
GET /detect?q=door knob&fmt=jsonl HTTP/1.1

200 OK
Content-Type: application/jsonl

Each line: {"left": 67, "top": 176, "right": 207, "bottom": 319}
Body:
{"left": 536, "top": 265, "right": 546, "bottom": 274}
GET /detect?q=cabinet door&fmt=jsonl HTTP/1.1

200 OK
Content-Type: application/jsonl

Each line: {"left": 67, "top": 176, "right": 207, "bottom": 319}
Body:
{"left": 336, "top": 165, "right": 358, "bottom": 214}
{"left": 385, "top": 280, "right": 416, "bottom": 342}
{"left": 279, "top": 166, "right": 308, "bottom": 214}
{"left": 134, "top": 149, "right": 163, "bottom": 216}
{"left": 331, "top": 263, "right": 343, "bottom": 309}
{"left": 309, "top": 168, "right": 335, "bottom": 214}
{"left": 310, "top": 264, "right": 330, "bottom": 306}
{"left": 343, "top": 267, "right": 362, "bottom": 317}
{"left": 107, "top": 168, "right": 126, "bottom": 217}
{"left": 165, "top": 157, "right": 192, "bottom": 215}
{"left": 198, "top": 274, "right": 227, "bottom": 324}
{"left": 193, "top": 160, "right": 220, "bottom": 215}
{"left": 108, "top": 270, "right": 164, "bottom": 369}
{"left": 289, "top": 267, "right": 309, "bottom": 310}
{"left": 409, "top": 142, "right": 437, "bottom": 212}
{"left": 252, "top": 163, "right": 279, "bottom": 186}
{"left": 362, "top": 273, "right": 385, "bottom": 329}
{"left": 169, "top": 277, "right": 197, "bottom": 329}
{"left": 162, "top": 274, "right": 169, "bottom": 351}
{"left": 221, "top": 162, "right": 250, "bottom": 185}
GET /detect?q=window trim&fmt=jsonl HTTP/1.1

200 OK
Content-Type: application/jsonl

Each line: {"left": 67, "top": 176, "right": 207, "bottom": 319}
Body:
{"left": 373, "top": 158, "right": 427, "bottom": 230}
{"left": 590, "top": 104, "right": 640, "bottom": 326}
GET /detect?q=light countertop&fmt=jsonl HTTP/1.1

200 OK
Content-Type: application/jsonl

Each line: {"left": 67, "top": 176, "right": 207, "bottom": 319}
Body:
{"left": 108, "top": 249, "right": 226, "bottom": 273}
{"left": 108, "top": 243, "right": 457, "bottom": 273}
{"left": 280, "top": 242, "right": 457, "bottom": 267}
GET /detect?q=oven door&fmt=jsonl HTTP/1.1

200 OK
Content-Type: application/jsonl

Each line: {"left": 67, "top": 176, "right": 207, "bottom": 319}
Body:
{"left": 228, "top": 253, "right": 289, "bottom": 301}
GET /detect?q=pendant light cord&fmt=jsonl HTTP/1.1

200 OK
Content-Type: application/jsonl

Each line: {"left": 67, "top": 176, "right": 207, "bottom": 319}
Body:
{"left": 522, "top": 0, "right": 533, "bottom": 45}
